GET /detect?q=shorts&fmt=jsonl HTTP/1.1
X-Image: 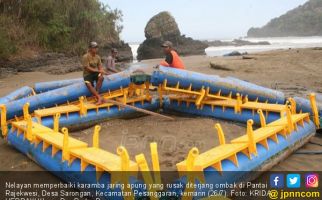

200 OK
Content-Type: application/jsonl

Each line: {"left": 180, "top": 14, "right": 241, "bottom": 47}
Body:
{"left": 84, "top": 72, "right": 102, "bottom": 86}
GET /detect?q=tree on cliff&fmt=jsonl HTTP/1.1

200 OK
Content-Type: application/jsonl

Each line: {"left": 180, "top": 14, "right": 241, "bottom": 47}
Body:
{"left": 0, "top": 0, "right": 123, "bottom": 59}
{"left": 247, "top": 0, "right": 322, "bottom": 37}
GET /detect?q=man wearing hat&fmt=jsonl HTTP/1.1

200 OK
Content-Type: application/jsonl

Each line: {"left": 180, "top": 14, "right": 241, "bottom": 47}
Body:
{"left": 160, "top": 41, "right": 185, "bottom": 69}
{"left": 82, "top": 41, "right": 108, "bottom": 105}
{"left": 105, "top": 48, "right": 119, "bottom": 74}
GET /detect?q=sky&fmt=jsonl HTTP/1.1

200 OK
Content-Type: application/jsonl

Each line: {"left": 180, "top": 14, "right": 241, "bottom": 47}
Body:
{"left": 100, "top": 0, "right": 308, "bottom": 43}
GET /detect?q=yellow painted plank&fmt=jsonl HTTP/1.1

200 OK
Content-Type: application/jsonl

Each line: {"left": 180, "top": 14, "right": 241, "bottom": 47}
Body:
{"left": 202, "top": 99, "right": 236, "bottom": 107}
{"left": 35, "top": 131, "right": 87, "bottom": 149}
{"left": 84, "top": 102, "right": 114, "bottom": 109}
{"left": 241, "top": 102, "right": 285, "bottom": 112}
{"left": 115, "top": 96, "right": 150, "bottom": 103}
{"left": 267, "top": 113, "right": 309, "bottom": 126}
{"left": 164, "top": 87, "right": 201, "bottom": 95}
{"left": 167, "top": 95, "right": 286, "bottom": 113}
{"left": 177, "top": 143, "right": 248, "bottom": 170}
{"left": 70, "top": 147, "right": 138, "bottom": 172}
{"left": 35, "top": 95, "right": 150, "bottom": 118}
{"left": 231, "top": 126, "right": 285, "bottom": 143}
{"left": 35, "top": 105, "right": 80, "bottom": 117}
{"left": 101, "top": 90, "right": 124, "bottom": 99}
{"left": 12, "top": 121, "right": 53, "bottom": 133}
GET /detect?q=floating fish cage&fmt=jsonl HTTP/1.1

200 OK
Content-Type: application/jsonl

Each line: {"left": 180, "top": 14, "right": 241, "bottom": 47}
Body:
{"left": 0, "top": 66, "right": 320, "bottom": 200}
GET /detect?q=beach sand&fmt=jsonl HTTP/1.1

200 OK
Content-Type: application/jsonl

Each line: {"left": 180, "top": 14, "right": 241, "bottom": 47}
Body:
{"left": 0, "top": 48, "right": 321, "bottom": 172}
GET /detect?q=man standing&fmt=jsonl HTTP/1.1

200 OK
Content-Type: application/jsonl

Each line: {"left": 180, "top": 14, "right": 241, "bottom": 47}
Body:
{"left": 82, "top": 41, "right": 107, "bottom": 105}
{"left": 105, "top": 48, "right": 119, "bottom": 74}
{"left": 160, "top": 41, "right": 185, "bottom": 69}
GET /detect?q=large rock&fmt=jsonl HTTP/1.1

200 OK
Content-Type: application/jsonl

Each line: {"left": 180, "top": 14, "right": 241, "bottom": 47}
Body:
{"left": 145, "top": 11, "right": 181, "bottom": 39}
{"left": 137, "top": 11, "right": 208, "bottom": 60}
{"left": 101, "top": 41, "right": 133, "bottom": 62}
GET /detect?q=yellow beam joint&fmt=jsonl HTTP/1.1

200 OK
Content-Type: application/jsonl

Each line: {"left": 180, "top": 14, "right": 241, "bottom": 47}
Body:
{"left": 205, "top": 88, "right": 229, "bottom": 101}
{"left": 135, "top": 154, "right": 150, "bottom": 171}
{"left": 246, "top": 120, "right": 257, "bottom": 156}
{"left": 150, "top": 142, "right": 161, "bottom": 186}
{"left": 286, "top": 105, "right": 294, "bottom": 133}
{"left": 182, "top": 147, "right": 204, "bottom": 200}
{"left": 309, "top": 93, "right": 320, "bottom": 128}
{"left": 175, "top": 81, "right": 180, "bottom": 89}
{"left": 162, "top": 79, "right": 167, "bottom": 90}
{"left": 52, "top": 146, "right": 59, "bottom": 157}
{"left": 122, "top": 88, "right": 128, "bottom": 105}
{"left": 288, "top": 98, "right": 297, "bottom": 114}
{"left": 228, "top": 154, "right": 239, "bottom": 167}
{"left": 23, "top": 103, "right": 30, "bottom": 120}
{"left": 228, "top": 91, "right": 232, "bottom": 99}
{"left": 257, "top": 109, "right": 266, "bottom": 127}
{"left": 53, "top": 113, "right": 61, "bottom": 132}
{"left": 186, "top": 147, "right": 199, "bottom": 171}
{"left": 93, "top": 125, "right": 101, "bottom": 148}
{"left": 42, "top": 141, "right": 49, "bottom": 152}
{"left": 260, "top": 139, "right": 269, "bottom": 150}
{"left": 79, "top": 96, "right": 87, "bottom": 116}
{"left": 195, "top": 87, "right": 206, "bottom": 106}
{"left": 135, "top": 153, "right": 160, "bottom": 199}
{"left": 187, "top": 84, "right": 192, "bottom": 91}
{"left": 157, "top": 84, "right": 163, "bottom": 107}
{"left": 244, "top": 95, "right": 249, "bottom": 103}
{"left": 145, "top": 82, "right": 151, "bottom": 99}
{"left": 270, "top": 134, "right": 279, "bottom": 144}
{"left": 0, "top": 104, "right": 8, "bottom": 137}
{"left": 117, "top": 146, "right": 130, "bottom": 171}
{"left": 30, "top": 88, "right": 36, "bottom": 96}
{"left": 214, "top": 123, "right": 225, "bottom": 145}
{"left": 62, "top": 127, "right": 70, "bottom": 162}
{"left": 212, "top": 162, "right": 223, "bottom": 174}
{"left": 81, "top": 160, "right": 89, "bottom": 172}
{"left": 118, "top": 146, "right": 134, "bottom": 200}
{"left": 235, "top": 93, "right": 242, "bottom": 113}
{"left": 26, "top": 115, "right": 33, "bottom": 141}
{"left": 217, "top": 90, "right": 222, "bottom": 96}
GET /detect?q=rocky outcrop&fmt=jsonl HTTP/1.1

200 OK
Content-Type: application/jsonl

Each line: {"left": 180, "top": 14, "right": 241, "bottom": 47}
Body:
{"left": 101, "top": 41, "right": 133, "bottom": 62}
{"left": 0, "top": 53, "right": 81, "bottom": 78}
{"left": 223, "top": 51, "right": 248, "bottom": 57}
{"left": 137, "top": 11, "right": 208, "bottom": 60}
{"left": 0, "top": 41, "right": 133, "bottom": 78}
{"left": 247, "top": 0, "right": 322, "bottom": 37}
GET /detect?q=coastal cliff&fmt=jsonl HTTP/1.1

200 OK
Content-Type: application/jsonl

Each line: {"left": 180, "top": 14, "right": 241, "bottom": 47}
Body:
{"left": 248, "top": 0, "right": 322, "bottom": 37}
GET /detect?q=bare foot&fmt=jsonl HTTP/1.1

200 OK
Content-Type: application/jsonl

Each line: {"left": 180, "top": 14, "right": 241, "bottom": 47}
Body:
{"left": 96, "top": 97, "right": 104, "bottom": 105}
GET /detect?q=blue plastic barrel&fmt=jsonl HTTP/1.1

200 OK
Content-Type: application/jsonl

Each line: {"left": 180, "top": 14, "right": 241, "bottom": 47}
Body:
{"left": 294, "top": 96, "right": 322, "bottom": 115}
{"left": 33, "top": 63, "right": 150, "bottom": 93}
{"left": 4, "top": 76, "right": 131, "bottom": 119}
{"left": 151, "top": 66, "right": 285, "bottom": 104}
{"left": 34, "top": 78, "right": 82, "bottom": 93}
{"left": 0, "top": 86, "right": 34, "bottom": 104}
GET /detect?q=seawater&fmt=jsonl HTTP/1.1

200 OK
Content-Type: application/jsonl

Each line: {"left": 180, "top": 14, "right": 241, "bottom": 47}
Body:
{"left": 206, "top": 36, "right": 322, "bottom": 56}
{"left": 128, "top": 36, "right": 322, "bottom": 60}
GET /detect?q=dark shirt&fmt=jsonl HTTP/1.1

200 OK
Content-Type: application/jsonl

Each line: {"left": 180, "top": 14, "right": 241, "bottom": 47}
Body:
{"left": 165, "top": 52, "right": 173, "bottom": 65}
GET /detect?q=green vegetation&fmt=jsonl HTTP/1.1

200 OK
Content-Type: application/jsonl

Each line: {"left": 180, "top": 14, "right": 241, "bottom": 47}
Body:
{"left": 247, "top": 0, "right": 322, "bottom": 37}
{"left": 0, "top": 0, "right": 123, "bottom": 59}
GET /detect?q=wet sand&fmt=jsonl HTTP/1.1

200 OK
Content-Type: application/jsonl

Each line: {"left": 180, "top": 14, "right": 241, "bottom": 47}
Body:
{"left": 0, "top": 48, "right": 321, "bottom": 172}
